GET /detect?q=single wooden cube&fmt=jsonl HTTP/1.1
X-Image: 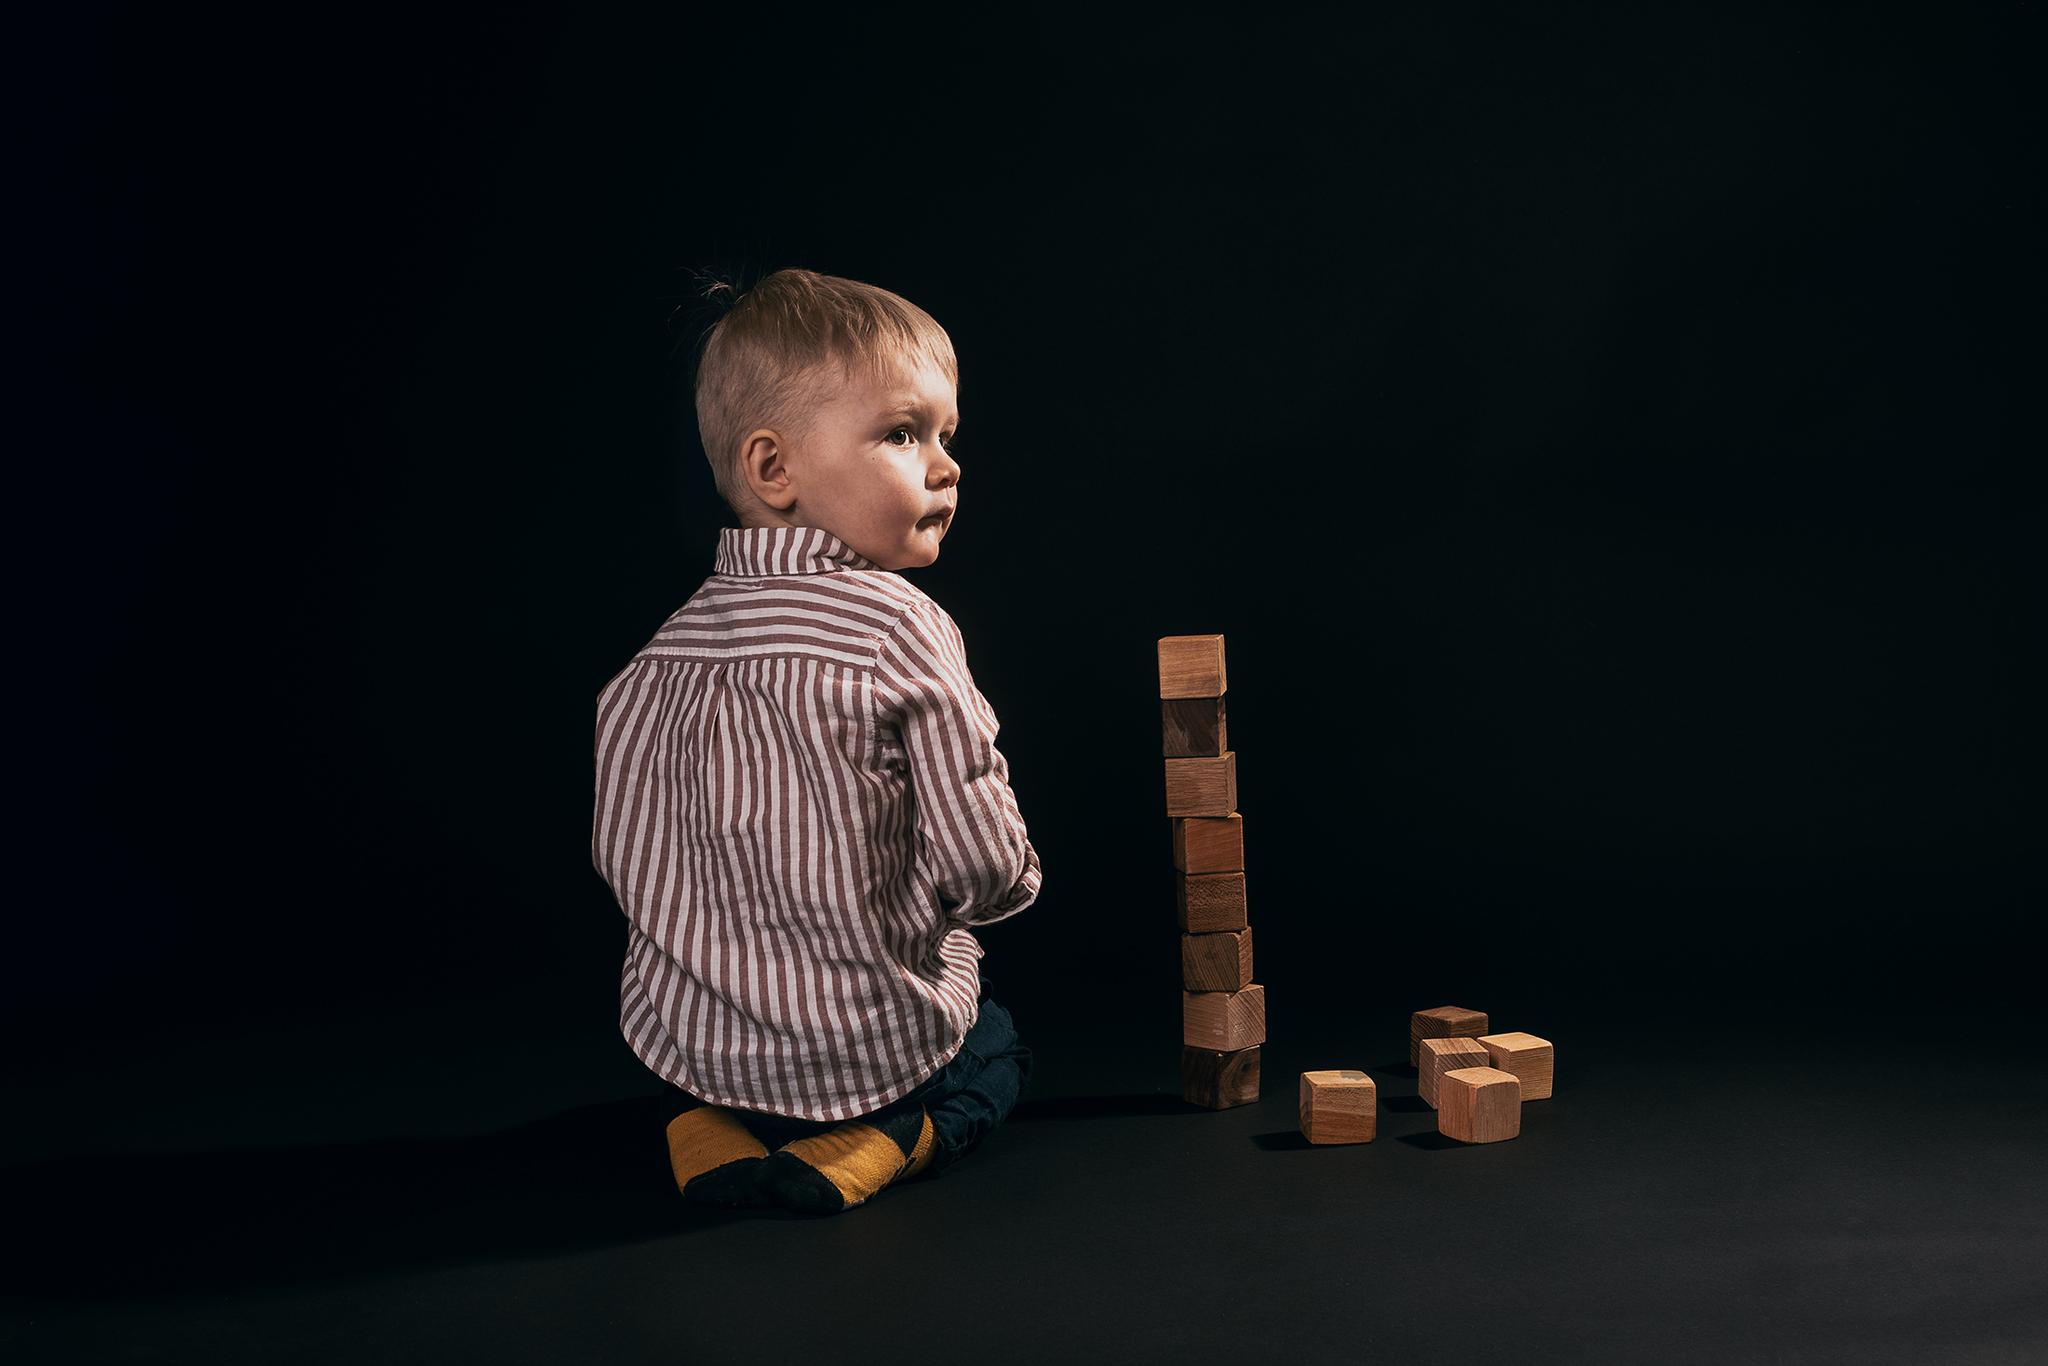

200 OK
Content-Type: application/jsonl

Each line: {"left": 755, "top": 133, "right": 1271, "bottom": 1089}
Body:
{"left": 1478, "top": 1032, "right": 1554, "bottom": 1101}
{"left": 1172, "top": 812, "right": 1244, "bottom": 874}
{"left": 1158, "top": 634, "right": 1227, "bottom": 699}
{"left": 1182, "top": 927, "right": 1253, "bottom": 992}
{"left": 1417, "top": 1037, "right": 1492, "bottom": 1108}
{"left": 1176, "top": 871, "right": 1247, "bottom": 933}
{"left": 1410, "top": 1004, "right": 1489, "bottom": 1066}
{"left": 1165, "top": 752, "right": 1237, "bottom": 817}
{"left": 1184, "top": 983, "right": 1265, "bottom": 1051}
{"left": 1182, "top": 1045, "right": 1260, "bottom": 1109}
{"left": 1162, "top": 695, "right": 1227, "bottom": 757}
{"left": 1438, "top": 1066, "right": 1522, "bottom": 1143}
{"left": 1299, "top": 1069, "right": 1377, "bottom": 1144}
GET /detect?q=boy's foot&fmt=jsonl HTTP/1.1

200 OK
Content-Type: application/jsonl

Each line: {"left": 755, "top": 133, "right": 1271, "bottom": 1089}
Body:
{"left": 756, "top": 1105, "right": 938, "bottom": 1214}
{"left": 664, "top": 1104, "right": 772, "bottom": 1208}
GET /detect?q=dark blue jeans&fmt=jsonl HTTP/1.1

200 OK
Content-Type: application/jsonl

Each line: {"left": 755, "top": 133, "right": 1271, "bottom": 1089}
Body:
{"left": 664, "top": 977, "right": 1031, "bottom": 1176}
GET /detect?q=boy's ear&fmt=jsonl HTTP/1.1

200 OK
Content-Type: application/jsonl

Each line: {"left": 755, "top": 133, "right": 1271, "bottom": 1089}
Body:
{"left": 740, "top": 429, "right": 797, "bottom": 512}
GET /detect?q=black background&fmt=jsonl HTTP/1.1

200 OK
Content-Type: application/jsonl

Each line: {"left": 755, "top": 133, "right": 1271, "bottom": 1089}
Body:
{"left": 18, "top": 5, "right": 2038, "bottom": 1036}
{"left": 11, "top": 7, "right": 2046, "bottom": 1361}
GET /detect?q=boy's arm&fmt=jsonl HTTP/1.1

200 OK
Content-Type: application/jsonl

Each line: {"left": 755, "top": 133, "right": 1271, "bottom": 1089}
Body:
{"left": 873, "top": 600, "right": 1042, "bottom": 929}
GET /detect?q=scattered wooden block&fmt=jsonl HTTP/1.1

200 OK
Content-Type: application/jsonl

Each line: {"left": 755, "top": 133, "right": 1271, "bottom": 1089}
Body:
{"left": 1157, "top": 634, "right": 1227, "bottom": 699}
{"left": 1184, "top": 983, "right": 1265, "bottom": 1051}
{"left": 1182, "top": 927, "right": 1253, "bottom": 992}
{"left": 1162, "top": 695, "right": 1228, "bottom": 757}
{"left": 1478, "top": 1032, "right": 1554, "bottom": 1101}
{"left": 1410, "top": 1004, "right": 1489, "bottom": 1066}
{"left": 1183, "top": 1045, "right": 1260, "bottom": 1109}
{"left": 1176, "top": 871, "right": 1248, "bottom": 933}
{"left": 1417, "top": 1037, "right": 1492, "bottom": 1109}
{"left": 1299, "top": 1070, "right": 1376, "bottom": 1144}
{"left": 1165, "top": 752, "right": 1237, "bottom": 816}
{"left": 1438, "top": 1066, "right": 1522, "bottom": 1143}
{"left": 1171, "top": 812, "right": 1244, "bottom": 874}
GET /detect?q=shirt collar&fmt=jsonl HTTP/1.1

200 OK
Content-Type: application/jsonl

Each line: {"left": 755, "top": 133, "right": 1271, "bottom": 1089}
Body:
{"left": 713, "top": 524, "right": 883, "bottom": 577}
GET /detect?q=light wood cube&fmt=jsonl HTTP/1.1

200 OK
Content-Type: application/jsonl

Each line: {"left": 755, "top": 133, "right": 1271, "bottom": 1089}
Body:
{"left": 1165, "top": 752, "right": 1237, "bottom": 817}
{"left": 1417, "top": 1037, "right": 1492, "bottom": 1109}
{"left": 1182, "top": 927, "right": 1252, "bottom": 992}
{"left": 1438, "top": 1066, "right": 1522, "bottom": 1143}
{"left": 1176, "top": 870, "right": 1247, "bottom": 933}
{"left": 1162, "top": 695, "right": 1227, "bottom": 757}
{"left": 1183, "top": 1045, "right": 1260, "bottom": 1109}
{"left": 1410, "top": 1004, "right": 1489, "bottom": 1066}
{"left": 1478, "top": 1032, "right": 1554, "bottom": 1101}
{"left": 1171, "top": 812, "right": 1244, "bottom": 874}
{"left": 1157, "top": 634, "right": 1227, "bottom": 699}
{"left": 1184, "top": 983, "right": 1265, "bottom": 1051}
{"left": 1299, "top": 1069, "right": 1376, "bottom": 1144}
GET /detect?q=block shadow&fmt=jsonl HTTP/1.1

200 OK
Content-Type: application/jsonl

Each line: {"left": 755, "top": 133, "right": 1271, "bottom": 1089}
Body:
{"left": 1396, "top": 1130, "right": 1466, "bottom": 1150}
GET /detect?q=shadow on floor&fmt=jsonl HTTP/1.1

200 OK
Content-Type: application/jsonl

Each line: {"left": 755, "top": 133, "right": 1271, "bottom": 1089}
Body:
{"left": 1249, "top": 1129, "right": 1317, "bottom": 1151}
{"left": 1, "top": 1094, "right": 716, "bottom": 1300}
{"left": 1396, "top": 1130, "right": 1465, "bottom": 1150}
{"left": 1009, "top": 1093, "right": 1194, "bottom": 1121}
{"left": 3, "top": 1088, "right": 1212, "bottom": 1300}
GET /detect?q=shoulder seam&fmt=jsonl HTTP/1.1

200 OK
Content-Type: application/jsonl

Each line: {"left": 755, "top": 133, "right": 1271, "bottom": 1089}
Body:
{"left": 873, "top": 590, "right": 951, "bottom": 659}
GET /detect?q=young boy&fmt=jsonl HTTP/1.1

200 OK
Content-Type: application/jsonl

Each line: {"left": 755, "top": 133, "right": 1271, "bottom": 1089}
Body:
{"left": 591, "top": 267, "right": 1042, "bottom": 1216}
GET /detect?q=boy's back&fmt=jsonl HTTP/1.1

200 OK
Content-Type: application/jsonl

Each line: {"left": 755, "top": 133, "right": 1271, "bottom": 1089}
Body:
{"left": 592, "top": 523, "right": 1041, "bottom": 1124}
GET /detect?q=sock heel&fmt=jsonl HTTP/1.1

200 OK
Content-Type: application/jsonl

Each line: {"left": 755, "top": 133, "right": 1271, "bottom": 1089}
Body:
{"left": 665, "top": 1104, "right": 771, "bottom": 1207}
{"left": 760, "top": 1105, "right": 936, "bottom": 1214}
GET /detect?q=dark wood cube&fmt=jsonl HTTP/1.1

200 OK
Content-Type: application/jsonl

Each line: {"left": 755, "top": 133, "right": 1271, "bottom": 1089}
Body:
{"left": 1182, "top": 927, "right": 1253, "bottom": 992}
{"left": 1162, "top": 695, "right": 1227, "bottom": 758}
{"left": 1182, "top": 1044, "right": 1260, "bottom": 1109}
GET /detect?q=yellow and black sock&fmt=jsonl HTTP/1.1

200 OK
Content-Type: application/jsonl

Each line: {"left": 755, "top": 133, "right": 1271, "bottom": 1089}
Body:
{"left": 756, "top": 1104, "right": 938, "bottom": 1214}
{"left": 664, "top": 1103, "right": 772, "bottom": 1208}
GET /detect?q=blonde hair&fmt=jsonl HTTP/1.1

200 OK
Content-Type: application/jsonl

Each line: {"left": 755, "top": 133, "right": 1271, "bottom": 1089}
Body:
{"left": 690, "top": 268, "right": 958, "bottom": 516}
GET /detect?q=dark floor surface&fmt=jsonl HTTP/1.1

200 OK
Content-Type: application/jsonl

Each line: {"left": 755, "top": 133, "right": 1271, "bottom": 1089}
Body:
{"left": 5, "top": 985, "right": 2045, "bottom": 1364}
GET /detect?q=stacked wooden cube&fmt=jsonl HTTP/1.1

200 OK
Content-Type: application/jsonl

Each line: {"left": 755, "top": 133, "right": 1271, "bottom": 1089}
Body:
{"left": 1411, "top": 1004, "right": 1556, "bottom": 1143}
{"left": 1163, "top": 634, "right": 1264, "bottom": 1110}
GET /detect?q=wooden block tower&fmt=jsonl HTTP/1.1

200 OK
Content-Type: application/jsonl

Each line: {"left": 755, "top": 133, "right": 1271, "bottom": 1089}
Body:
{"left": 1163, "top": 634, "right": 1263, "bottom": 1109}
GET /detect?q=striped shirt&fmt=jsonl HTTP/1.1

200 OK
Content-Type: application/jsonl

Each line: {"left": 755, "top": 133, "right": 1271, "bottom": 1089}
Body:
{"left": 591, "top": 524, "right": 1043, "bottom": 1121}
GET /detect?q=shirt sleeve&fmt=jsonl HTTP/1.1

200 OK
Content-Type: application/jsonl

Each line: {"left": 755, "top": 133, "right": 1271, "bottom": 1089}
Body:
{"left": 872, "top": 599, "right": 1043, "bottom": 929}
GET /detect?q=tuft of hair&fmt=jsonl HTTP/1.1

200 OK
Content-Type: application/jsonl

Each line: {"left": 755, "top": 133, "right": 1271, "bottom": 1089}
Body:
{"left": 689, "top": 267, "right": 958, "bottom": 519}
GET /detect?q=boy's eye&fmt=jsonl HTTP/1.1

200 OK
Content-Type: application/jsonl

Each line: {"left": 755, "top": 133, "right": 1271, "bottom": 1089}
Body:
{"left": 887, "top": 427, "right": 958, "bottom": 454}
